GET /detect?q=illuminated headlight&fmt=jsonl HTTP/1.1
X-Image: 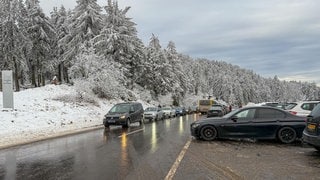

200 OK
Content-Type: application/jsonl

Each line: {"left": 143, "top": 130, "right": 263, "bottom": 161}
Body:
{"left": 119, "top": 115, "right": 126, "bottom": 119}
{"left": 191, "top": 123, "right": 200, "bottom": 129}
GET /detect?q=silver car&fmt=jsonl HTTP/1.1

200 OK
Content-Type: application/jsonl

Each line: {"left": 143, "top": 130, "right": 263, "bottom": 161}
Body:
{"left": 161, "top": 106, "right": 176, "bottom": 118}
{"left": 144, "top": 107, "right": 164, "bottom": 122}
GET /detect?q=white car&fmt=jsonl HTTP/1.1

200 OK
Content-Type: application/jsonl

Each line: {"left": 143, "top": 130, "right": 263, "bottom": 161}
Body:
{"left": 161, "top": 107, "right": 176, "bottom": 118}
{"left": 144, "top": 107, "right": 164, "bottom": 122}
{"left": 285, "top": 101, "right": 320, "bottom": 116}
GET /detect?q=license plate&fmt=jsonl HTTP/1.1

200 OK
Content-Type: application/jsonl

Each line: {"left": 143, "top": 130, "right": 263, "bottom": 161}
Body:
{"left": 308, "top": 124, "right": 316, "bottom": 130}
{"left": 108, "top": 120, "right": 115, "bottom": 123}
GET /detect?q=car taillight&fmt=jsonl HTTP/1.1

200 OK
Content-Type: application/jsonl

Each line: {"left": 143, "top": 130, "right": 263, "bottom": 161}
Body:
{"left": 289, "top": 111, "right": 297, "bottom": 115}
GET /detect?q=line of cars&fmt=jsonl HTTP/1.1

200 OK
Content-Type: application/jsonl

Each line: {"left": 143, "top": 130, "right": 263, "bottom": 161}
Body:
{"left": 103, "top": 102, "right": 190, "bottom": 128}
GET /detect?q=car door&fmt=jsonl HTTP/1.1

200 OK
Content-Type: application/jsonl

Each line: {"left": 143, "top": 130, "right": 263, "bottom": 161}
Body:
{"left": 219, "top": 108, "right": 256, "bottom": 138}
{"left": 251, "top": 108, "right": 285, "bottom": 138}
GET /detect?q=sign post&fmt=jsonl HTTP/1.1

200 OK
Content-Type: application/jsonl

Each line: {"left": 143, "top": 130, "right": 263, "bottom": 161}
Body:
{"left": 2, "top": 70, "right": 14, "bottom": 109}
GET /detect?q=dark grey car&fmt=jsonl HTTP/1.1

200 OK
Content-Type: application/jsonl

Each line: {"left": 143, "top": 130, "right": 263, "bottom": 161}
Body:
{"left": 103, "top": 102, "right": 144, "bottom": 128}
{"left": 303, "top": 104, "right": 320, "bottom": 151}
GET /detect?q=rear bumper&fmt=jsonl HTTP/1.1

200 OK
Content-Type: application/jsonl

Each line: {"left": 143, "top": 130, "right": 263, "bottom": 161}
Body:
{"left": 303, "top": 130, "right": 320, "bottom": 147}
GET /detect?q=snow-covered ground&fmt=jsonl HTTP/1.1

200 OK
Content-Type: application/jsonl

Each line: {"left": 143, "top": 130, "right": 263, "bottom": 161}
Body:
{"left": 0, "top": 84, "right": 149, "bottom": 149}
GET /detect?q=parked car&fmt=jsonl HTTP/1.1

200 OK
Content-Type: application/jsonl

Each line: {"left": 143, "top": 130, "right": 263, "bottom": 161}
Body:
{"left": 162, "top": 106, "right": 175, "bottom": 118}
{"left": 103, "top": 102, "right": 144, "bottom": 128}
{"left": 303, "top": 104, "right": 320, "bottom": 151}
{"left": 190, "top": 106, "right": 306, "bottom": 143}
{"left": 144, "top": 107, "right": 164, "bottom": 122}
{"left": 285, "top": 101, "right": 320, "bottom": 116}
{"left": 175, "top": 107, "right": 187, "bottom": 116}
{"left": 207, "top": 106, "right": 224, "bottom": 117}
{"left": 187, "top": 106, "right": 198, "bottom": 114}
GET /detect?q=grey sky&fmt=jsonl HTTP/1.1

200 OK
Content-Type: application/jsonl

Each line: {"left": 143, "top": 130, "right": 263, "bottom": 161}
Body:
{"left": 40, "top": 0, "right": 320, "bottom": 85}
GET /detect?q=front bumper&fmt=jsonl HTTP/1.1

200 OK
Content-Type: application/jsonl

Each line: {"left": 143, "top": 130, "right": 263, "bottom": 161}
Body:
{"left": 103, "top": 118, "right": 126, "bottom": 126}
{"left": 144, "top": 114, "right": 156, "bottom": 120}
{"left": 190, "top": 124, "right": 201, "bottom": 138}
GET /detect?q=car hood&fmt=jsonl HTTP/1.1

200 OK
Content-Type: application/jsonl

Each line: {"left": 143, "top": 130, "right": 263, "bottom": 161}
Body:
{"left": 195, "top": 117, "right": 226, "bottom": 124}
{"left": 106, "top": 112, "right": 127, "bottom": 117}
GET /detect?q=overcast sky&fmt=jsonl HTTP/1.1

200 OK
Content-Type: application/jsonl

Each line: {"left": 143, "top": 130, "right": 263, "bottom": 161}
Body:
{"left": 40, "top": 0, "right": 320, "bottom": 85}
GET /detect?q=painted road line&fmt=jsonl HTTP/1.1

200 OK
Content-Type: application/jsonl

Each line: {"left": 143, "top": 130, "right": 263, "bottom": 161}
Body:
{"left": 165, "top": 139, "right": 192, "bottom": 180}
{"left": 118, "top": 128, "right": 145, "bottom": 138}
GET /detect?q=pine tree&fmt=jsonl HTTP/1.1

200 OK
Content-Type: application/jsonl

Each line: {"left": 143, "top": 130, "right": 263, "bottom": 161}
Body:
{"left": 50, "top": 5, "right": 69, "bottom": 83}
{"left": 25, "top": 0, "right": 56, "bottom": 87}
{"left": 0, "top": 0, "right": 29, "bottom": 91}
{"left": 61, "top": 0, "right": 103, "bottom": 73}
{"left": 94, "top": 0, "right": 145, "bottom": 89}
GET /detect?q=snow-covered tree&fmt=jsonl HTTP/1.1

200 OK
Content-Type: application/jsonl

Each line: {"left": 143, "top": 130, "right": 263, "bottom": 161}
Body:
{"left": 0, "top": 0, "right": 29, "bottom": 91}
{"left": 69, "top": 42, "right": 128, "bottom": 100}
{"left": 25, "top": 0, "right": 56, "bottom": 87}
{"left": 94, "top": 0, "right": 145, "bottom": 89}
{"left": 140, "top": 34, "right": 173, "bottom": 98}
{"left": 61, "top": 0, "right": 103, "bottom": 67}
{"left": 50, "top": 5, "right": 69, "bottom": 83}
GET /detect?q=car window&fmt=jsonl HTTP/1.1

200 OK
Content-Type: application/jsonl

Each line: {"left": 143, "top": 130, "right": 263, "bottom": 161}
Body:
{"left": 235, "top": 109, "right": 255, "bottom": 119}
{"left": 256, "top": 108, "right": 285, "bottom": 119}
{"left": 301, "top": 103, "right": 319, "bottom": 111}
{"left": 310, "top": 104, "right": 320, "bottom": 117}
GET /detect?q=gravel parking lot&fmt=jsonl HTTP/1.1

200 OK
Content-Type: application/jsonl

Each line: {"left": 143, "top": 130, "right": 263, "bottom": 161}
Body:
{"left": 174, "top": 139, "right": 320, "bottom": 180}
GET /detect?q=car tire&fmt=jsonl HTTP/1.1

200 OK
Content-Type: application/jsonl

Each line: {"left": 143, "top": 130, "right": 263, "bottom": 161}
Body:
{"left": 123, "top": 118, "right": 130, "bottom": 128}
{"left": 139, "top": 116, "right": 143, "bottom": 125}
{"left": 277, "top": 126, "right": 297, "bottom": 144}
{"left": 200, "top": 126, "right": 218, "bottom": 141}
{"left": 104, "top": 123, "right": 110, "bottom": 128}
{"left": 314, "top": 146, "right": 320, "bottom": 151}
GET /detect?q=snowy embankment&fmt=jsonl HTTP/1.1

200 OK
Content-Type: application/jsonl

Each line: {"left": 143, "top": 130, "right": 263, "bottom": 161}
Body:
{"left": 0, "top": 84, "right": 128, "bottom": 149}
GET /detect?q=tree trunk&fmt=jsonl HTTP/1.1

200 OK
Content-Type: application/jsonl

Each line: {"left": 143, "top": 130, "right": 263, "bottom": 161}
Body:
{"left": 31, "top": 65, "right": 37, "bottom": 87}
{"left": 13, "top": 58, "right": 20, "bottom": 91}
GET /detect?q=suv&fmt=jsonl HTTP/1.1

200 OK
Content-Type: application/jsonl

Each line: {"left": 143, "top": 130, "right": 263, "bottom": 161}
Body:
{"left": 103, "top": 102, "right": 144, "bottom": 128}
{"left": 285, "top": 101, "right": 320, "bottom": 117}
{"left": 303, "top": 104, "right": 320, "bottom": 151}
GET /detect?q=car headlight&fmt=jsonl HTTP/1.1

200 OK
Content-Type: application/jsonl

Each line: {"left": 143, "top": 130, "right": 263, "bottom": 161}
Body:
{"left": 191, "top": 123, "right": 200, "bottom": 129}
{"left": 119, "top": 115, "right": 126, "bottom": 119}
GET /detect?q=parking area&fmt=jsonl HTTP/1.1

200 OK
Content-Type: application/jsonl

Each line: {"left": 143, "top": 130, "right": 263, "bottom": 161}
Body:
{"left": 174, "top": 139, "right": 320, "bottom": 179}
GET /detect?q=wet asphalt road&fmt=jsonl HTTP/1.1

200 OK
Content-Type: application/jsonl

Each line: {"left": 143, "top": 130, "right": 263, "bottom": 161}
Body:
{"left": 0, "top": 114, "right": 197, "bottom": 180}
{"left": 1, "top": 114, "right": 320, "bottom": 180}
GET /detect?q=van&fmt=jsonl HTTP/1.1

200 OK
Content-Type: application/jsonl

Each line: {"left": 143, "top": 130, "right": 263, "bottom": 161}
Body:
{"left": 103, "top": 102, "right": 144, "bottom": 128}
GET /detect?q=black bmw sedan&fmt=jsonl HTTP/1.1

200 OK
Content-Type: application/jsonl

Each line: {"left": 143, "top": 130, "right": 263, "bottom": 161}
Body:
{"left": 190, "top": 106, "right": 306, "bottom": 143}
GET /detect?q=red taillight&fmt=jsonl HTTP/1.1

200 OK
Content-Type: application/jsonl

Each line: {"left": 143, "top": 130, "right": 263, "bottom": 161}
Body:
{"left": 289, "top": 111, "right": 297, "bottom": 115}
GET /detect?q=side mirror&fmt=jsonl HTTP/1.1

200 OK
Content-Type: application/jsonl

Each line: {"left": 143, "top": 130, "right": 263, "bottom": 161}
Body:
{"left": 231, "top": 116, "right": 238, "bottom": 122}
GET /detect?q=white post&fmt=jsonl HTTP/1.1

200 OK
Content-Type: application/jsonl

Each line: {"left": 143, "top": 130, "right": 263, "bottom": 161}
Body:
{"left": 2, "top": 70, "right": 14, "bottom": 109}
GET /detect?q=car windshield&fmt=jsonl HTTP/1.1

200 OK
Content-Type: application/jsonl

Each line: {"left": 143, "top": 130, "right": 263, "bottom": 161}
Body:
{"left": 162, "top": 107, "right": 171, "bottom": 110}
{"left": 209, "top": 106, "right": 222, "bottom": 110}
{"left": 284, "top": 103, "right": 297, "bottom": 110}
{"left": 109, "top": 104, "right": 131, "bottom": 113}
{"left": 145, "top": 107, "right": 157, "bottom": 111}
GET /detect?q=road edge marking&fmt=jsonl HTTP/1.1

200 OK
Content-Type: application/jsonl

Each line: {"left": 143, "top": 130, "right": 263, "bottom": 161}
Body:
{"left": 165, "top": 139, "right": 192, "bottom": 180}
{"left": 118, "top": 128, "right": 145, "bottom": 138}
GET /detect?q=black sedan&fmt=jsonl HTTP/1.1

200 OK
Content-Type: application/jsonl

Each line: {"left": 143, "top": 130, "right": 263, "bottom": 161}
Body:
{"left": 190, "top": 106, "right": 306, "bottom": 143}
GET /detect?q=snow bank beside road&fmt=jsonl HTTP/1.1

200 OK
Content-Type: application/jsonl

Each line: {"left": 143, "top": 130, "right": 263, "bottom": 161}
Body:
{"left": 0, "top": 84, "right": 115, "bottom": 149}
